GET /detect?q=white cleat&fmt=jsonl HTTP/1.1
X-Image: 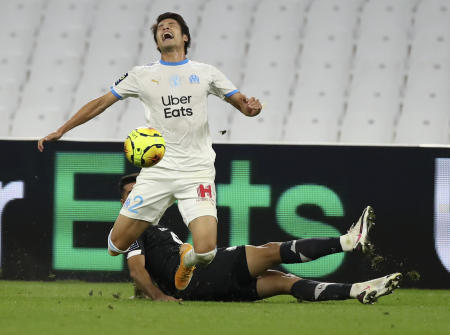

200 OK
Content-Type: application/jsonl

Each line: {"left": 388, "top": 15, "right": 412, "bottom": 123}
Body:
{"left": 348, "top": 206, "right": 375, "bottom": 253}
{"left": 357, "top": 272, "right": 402, "bottom": 304}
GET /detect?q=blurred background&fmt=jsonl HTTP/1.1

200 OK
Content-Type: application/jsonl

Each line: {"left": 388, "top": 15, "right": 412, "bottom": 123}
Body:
{"left": 0, "top": 0, "right": 449, "bottom": 144}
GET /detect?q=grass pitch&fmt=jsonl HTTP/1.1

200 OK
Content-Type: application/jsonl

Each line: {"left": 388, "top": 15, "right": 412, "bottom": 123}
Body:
{"left": 0, "top": 281, "right": 449, "bottom": 335}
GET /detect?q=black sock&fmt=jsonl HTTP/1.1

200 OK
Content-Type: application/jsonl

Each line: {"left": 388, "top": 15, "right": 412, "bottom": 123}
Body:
{"left": 280, "top": 238, "right": 342, "bottom": 264}
{"left": 291, "top": 279, "right": 351, "bottom": 301}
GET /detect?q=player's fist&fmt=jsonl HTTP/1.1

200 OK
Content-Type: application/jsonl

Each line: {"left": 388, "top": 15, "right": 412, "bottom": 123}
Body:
{"left": 244, "top": 97, "right": 262, "bottom": 117}
{"left": 37, "top": 130, "right": 63, "bottom": 152}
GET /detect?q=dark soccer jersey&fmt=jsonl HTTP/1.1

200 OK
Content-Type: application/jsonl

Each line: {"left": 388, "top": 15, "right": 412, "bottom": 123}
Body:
{"left": 126, "top": 225, "right": 182, "bottom": 295}
{"left": 126, "top": 225, "right": 259, "bottom": 301}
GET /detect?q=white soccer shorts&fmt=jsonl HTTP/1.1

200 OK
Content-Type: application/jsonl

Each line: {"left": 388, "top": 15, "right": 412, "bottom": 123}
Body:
{"left": 119, "top": 174, "right": 217, "bottom": 226}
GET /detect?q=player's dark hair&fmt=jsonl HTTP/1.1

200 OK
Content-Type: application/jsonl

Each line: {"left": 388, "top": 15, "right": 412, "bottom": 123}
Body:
{"left": 151, "top": 12, "right": 191, "bottom": 55}
{"left": 119, "top": 173, "right": 138, "bottom": 196}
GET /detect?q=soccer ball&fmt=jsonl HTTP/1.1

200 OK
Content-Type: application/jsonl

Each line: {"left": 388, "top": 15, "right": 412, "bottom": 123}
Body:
{"left": 124, "top": 127, "right": 166, "bottom": 168}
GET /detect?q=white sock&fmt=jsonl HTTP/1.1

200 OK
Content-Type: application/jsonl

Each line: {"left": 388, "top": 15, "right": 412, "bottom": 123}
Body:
{"left": 339, "top": 234, "right": 354, "bottom": 252}
{"left": 183, "top": 248, "right": 217, "bottom": 267}
{"left": 349, "top": 282, "right": 363, "bottom": 298}
{"left": 183, "top": 249, "right": 197, "bottom": 268}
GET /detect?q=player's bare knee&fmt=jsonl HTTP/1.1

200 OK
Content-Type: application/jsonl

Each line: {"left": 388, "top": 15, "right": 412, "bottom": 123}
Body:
{"left": 108, "top": 229, "right": 129, "bottom": 255}
{"left": 108, "top": 249, "right": 119, "bottom": 256}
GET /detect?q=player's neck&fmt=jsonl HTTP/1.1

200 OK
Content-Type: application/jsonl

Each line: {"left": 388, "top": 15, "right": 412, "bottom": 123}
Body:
{"left": 160, "top": 49, "right": 187, "bottom": 64}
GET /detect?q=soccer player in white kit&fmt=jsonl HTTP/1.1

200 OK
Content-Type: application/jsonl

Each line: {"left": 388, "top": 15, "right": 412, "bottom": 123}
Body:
{"left": 37, "top": 12, "right": 262, "bottom": 290}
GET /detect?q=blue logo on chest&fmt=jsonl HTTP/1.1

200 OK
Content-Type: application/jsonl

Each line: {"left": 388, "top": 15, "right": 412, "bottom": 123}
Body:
{"left": 170, "top": 75, "right": 181, "bottom": 87}
{"left": 189, "top": 74, "right": 200, "bottom": 84}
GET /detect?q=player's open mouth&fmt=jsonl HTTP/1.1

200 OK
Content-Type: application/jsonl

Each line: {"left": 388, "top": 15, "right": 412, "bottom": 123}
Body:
{"left": 162, "top": 32, "right": 174, "bottom": 41}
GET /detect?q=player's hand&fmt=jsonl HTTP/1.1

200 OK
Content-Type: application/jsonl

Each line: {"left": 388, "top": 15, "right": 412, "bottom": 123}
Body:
{"left": 243, "top": 97, "right": 262, "bottom": 117}
{"left": 37, "top": 130, "right": 63, "bottom": 152}
{"left": 153, "top": 294, "right": 182, "bottom": 302}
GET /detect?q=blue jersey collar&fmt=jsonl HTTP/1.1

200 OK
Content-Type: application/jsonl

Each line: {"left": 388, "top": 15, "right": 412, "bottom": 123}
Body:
{"left": 160, "top": 58, "right": 189, "bottom": 66}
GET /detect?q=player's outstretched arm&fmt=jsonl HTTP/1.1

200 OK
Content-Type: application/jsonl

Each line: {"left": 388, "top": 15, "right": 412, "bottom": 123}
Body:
{"left": 225, "top": 92, "right": 262, "bottom": 117}
{"left": 37, "top": 91, "right": 119, "bottom": 152}
{"left": 127, "top": 254, "right": 181, "bottom": 302}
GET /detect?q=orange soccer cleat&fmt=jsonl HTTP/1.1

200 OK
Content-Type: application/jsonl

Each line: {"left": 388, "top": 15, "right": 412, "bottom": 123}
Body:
{"left": 174, "top": 243, "right": 196, "bottom": 290}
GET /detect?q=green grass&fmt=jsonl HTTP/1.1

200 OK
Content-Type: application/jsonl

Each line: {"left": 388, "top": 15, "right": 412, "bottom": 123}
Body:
{"left": 0, "top": 281, "right": 449, "bottom": 335}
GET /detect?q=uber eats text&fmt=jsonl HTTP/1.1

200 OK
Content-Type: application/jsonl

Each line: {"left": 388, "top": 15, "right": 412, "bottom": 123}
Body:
{"left": 162, "top": 95, "right": 193, "bottom": 118}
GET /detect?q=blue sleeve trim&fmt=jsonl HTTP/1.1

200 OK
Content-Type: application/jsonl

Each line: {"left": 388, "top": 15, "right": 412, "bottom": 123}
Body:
{"left": 225, "top": 89, "right": 239, "bottom": 98}
{"left": 110, "top": 86, "right": 123, "bottom": 99}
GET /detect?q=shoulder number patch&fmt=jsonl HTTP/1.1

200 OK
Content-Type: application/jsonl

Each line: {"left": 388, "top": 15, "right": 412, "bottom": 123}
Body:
{"left": 115, "top": 73, "right": 128, "bottom": 86}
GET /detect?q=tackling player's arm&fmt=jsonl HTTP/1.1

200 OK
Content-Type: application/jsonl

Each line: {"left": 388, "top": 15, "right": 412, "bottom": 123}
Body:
{"left": 127, "top": 254, "right": 181, "bottom": 302}
{"left": 225, "top": 92, "right": 262, "bottom": 117}
{"left": 37, "top": 92, "right": 119, "bottom": 152}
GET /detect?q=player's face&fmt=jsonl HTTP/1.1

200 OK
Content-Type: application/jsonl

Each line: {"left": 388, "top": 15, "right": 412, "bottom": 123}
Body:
{"left": 156, "top": 18, "right": 188, "bottom": 52}
{"left": 120, "top": 182, "right": 136, "bottom": 204}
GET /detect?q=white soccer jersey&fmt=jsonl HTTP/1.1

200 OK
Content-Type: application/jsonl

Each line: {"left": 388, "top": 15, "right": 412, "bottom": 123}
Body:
{"left": 111, "top": 59, "right": 238, "bottom": 174}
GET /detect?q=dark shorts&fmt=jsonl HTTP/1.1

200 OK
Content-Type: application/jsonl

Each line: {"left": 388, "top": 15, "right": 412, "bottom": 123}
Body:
{"left": 175, "top": 246, "right": 259, "bottom": 302}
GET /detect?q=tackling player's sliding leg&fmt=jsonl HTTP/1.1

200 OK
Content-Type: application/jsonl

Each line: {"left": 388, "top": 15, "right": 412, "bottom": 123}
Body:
{"left": 244, "top": 206, "right": 401, "bottom": 303}
{"left": 245, "top": 243, "right": 356, "bottom": 302}
{"left": 245, "top": 206, "right": 374, "bottom": 276}
{"left": 254, "top": 270, "right": 402, "bottom": 304}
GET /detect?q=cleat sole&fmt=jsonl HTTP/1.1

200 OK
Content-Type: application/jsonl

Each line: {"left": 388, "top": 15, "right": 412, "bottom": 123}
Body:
{"left": 361, "top": 206, "right": 375, "bottom": 253}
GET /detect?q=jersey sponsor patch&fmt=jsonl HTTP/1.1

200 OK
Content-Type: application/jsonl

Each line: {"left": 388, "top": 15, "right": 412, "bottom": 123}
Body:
{"left": 197, "top": 184, "right": 212, "bottom": 198}
{"left": 161, "top": 95, "right": 193, "bottom": 118}
{"left": 115, "top": 73, "right": 128, "bottom": 86}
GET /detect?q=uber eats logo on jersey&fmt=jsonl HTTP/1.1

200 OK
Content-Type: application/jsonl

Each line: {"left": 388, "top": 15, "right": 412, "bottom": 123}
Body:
{"left": 162, "top": 95, "right": 193, "bottom": 118}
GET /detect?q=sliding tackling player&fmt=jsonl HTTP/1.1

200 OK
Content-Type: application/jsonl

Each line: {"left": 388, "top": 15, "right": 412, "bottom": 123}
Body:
{"left": 120, "top": 173, "right": 402, "bottom": 304}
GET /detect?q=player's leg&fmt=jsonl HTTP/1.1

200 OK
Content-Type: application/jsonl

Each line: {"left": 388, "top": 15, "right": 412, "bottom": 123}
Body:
{"left": 108, "top": 214, "right": 150, "bottom": 255}
{"left": 255, "top": 270, "right": 398, "bottom": 304}
{"left": 256, "top": 270, "right": 352, "bottom": 300}
{"left": 188, "top": 215, "right": 217, "bottom": 255}
{"left": 255, "top": 270, "right": 300, "bottom": 299}
{"left": 246, "top": 236, "right": 352, "bottom": 278}
{"left": 174, "top": 215, "right": 218, "bottom": 290}
{"left": 279, "top": 205, "right": 375, "bottom": 264}
{"left": 183, "top": 216, "right": 218, "bottom": 269}
{"left": 290, "top": 272, "right": 402, "bottom": 304}
{"left": 109, "top": 175, "right": 175, "bottom": 256}
{"left": 245, "top": 243, "right": 282, "bottom": 277}
{"left": 175, "top": 180, "right": 218, "bottom": 290}
{"left": 246, "top": 206, "right": 375, "bottom": 276}
{"left": 246, "top": 238, "right": 347, "bottom": 277}
{"left": 255, "top": 270, "right": 352, "bottom": 301}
